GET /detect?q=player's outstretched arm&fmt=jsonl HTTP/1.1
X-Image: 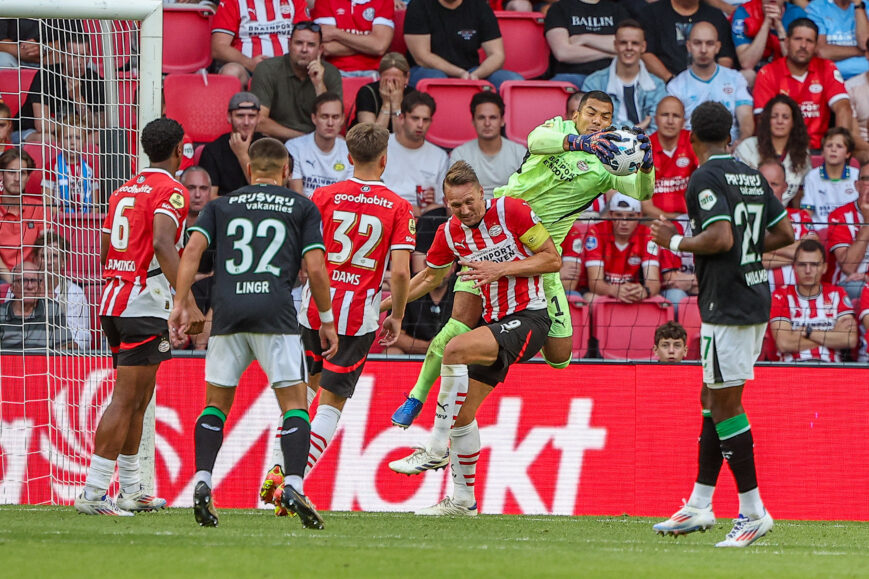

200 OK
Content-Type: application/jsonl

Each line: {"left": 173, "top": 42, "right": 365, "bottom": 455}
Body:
{"left": 651, "top": 216, "right": 734, "bottom": 256}
{"left": 460, "top": 238, "right": 561, "bottom": 289}
{"left": 380, "top": 249, "right": 411, "bottom": 347}
{"left": 380, "top": 265, "right": 450, "bottom": 312}
{"left": 168, "top": 230, "right": 207, "bottom": 338}
{"left": 303, "top": 248, "right": 339, "bottom": 360}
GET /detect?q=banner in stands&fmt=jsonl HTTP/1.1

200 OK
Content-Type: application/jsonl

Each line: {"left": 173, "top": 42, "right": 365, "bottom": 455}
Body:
{"left": 2, "top": 356, "right": 868, "bottom": 520}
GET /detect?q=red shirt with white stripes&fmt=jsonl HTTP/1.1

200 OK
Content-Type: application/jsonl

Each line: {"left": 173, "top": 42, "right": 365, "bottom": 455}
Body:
{"left": 827, "top": 201, "right": 869, "bottom": 285}
{"left": 753, "top": 57, "right": 849, "bottom": 149}
{"left": 426, "top": 196, "right": 548, "bottom": 323}
{"left": 312, "top": 0, "right": 395, "bottom": 72}
{"left": 298, "top": 178, "right": 416, "bottom": 335}
{"left": 770, "top": 207, "right": 816, "bottom": 289}
{"left": 100, "top": 169, "right": 188, "bottom": 319}
{"left": 770, "top": 283, "right": 853, "bottom": 362}
{"left": 859, "top": 283, "right": 869, "bottom": 363}
{"left": 212, "top": 0, "right": 309, "bottom": 60}
{"left": 649, "top": 130, "right": 697, "bottom": 215}
{"left": 583, "top": 221, "right": 659, "bottom": 285}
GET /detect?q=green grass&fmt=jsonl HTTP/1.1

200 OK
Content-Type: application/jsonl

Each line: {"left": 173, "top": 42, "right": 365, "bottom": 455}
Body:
{"left": 1, "top": 507, "right": 868, "bottom": 578}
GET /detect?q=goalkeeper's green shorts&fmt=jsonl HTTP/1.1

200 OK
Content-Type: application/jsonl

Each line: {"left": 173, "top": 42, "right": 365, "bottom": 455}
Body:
{"left": 453, "top": 270, "right": 573, "bottom": 339}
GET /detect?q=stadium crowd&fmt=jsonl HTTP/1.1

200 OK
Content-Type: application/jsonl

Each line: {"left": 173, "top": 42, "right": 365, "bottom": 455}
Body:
{"left": 0, "top": 0, "right": 868, "bottom": 362}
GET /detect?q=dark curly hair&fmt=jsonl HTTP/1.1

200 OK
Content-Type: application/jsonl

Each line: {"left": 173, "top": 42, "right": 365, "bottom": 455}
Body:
{"left": 690, "top": 101, "right": 732, "bottom": 144}
{"left": 756, "top": 95, "right": 809, "bottom": 173}
{"left": 140, "top": 117, "right": 185, "bottom": 163}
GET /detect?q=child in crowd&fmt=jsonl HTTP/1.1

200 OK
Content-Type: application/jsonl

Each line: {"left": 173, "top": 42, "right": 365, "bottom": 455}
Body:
{"left": 43, "top": 116, "right": 98, "bottom": 213}
{"left": 800, "top": 127, "right": 858, "bottom": 232}
{"left": 653, "top": 320, "right": 688, "bottom": 363}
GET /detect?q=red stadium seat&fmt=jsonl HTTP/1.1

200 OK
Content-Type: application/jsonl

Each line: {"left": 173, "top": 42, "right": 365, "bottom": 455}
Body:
{"left": 568, "top": 295, "right": 590, "bottom": 358}
{"left": 414, "top": 79, "right": 496, "bottom": 149}
{"left": 22, "top": 142, "right": 48, "bottom": 169}
{"left": 390, "top": 9, "right": 407, "bottom": 56}
{"left": 494, "top": 11, "right": 549, "bottom": 79}
{"left": 678, "top": 296, "right": 702, "bottom": 360}
{"left": 342, "top": 75, "right": 375, "bottom": 126}
{"left": 193, "top": 143, "right": 205, "bottom": 166}
{"left": 164, "top": 74, "right": 238, "bottom": 142}
{"left": 591, "top": 295, "right": 675, "bottom": 360}
{"left": 499, "top": 81, "right": 577, "bottom": 146}
{"left": 116, "top": 78, "right": 138, "bottom": 129}
{"left": 0, "top": 68, "right": 37, "bottom": 117}
{"left": 82, "top": 20, "right": 135, "bottom": 77}
{"left": 163, "top": 6, "right": 215, "bottom": 74}
{"left": 55, "top": 213, "right": 104, "bottom": 284}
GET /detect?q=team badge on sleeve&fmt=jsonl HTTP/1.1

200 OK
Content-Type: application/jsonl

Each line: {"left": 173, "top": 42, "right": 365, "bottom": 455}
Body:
{"left": 169, "top": 192, "right": 186, "bottom": 209}
{"left": 698, "top": 189, "right": 717, "bottom": 211}
{"left": 646, "top": 239, "right": 659, "bottom": 255}
{"left": 409, "top": 218, "right": 416, "bottom": 234}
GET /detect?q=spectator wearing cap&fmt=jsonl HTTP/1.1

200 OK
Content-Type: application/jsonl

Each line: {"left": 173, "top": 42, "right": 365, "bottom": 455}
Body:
{"left": 584, "top": 192, "right": 661, "bottom": 303}
{"left": 198, "top": 91, "right": 267, "bottom": 197}
{"left": 250, "top": 21, "right": 343, "bottom": 141}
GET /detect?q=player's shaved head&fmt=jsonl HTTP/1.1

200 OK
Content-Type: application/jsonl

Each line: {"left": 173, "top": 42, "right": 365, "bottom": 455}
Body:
{"left": 346, "top": 123, "right": 389, "bottom": 164}
{"left": 248, "top": 137, "right": 290, "bottom": 177}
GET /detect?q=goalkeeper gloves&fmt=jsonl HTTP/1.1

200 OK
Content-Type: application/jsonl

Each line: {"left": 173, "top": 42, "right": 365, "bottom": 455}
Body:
{"left": 620, "top": 125, "right": 654, "bottom": 171}
{"left": 566, "top": 131, "right": 622, "bottom": 162}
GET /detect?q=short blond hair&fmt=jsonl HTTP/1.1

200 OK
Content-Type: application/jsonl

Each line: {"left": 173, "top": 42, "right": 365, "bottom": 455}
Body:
{"left": 444, "top": 160, "right": 480, "bottom": 191}
{"left": 346, "top": 123, "right": 388, "bottom": 164}
{"left": 249, "top": 137, "right": 289, "bottom": 175}
{"left": 379, "top": 52, "right": 409, "bottom": 74}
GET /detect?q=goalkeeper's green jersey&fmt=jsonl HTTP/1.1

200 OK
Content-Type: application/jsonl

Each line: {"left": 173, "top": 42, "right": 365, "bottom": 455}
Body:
{"left": 493, "top": 116, "right": 654, "bottom": 245}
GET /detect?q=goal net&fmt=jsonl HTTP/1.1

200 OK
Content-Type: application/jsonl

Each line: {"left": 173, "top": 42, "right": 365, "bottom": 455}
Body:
{"left": 0, "top": 0, "right": 162, "bottom": 505}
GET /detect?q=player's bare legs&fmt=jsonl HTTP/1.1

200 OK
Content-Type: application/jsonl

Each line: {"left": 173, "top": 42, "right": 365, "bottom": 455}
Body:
{"left": 391, "top": 291, "right": 481, "bottom": 428}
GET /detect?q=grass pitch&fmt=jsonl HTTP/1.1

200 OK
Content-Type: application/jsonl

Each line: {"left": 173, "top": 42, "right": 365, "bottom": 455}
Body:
{"left": 2, "top": 506, "right": 868, "bottom": 578}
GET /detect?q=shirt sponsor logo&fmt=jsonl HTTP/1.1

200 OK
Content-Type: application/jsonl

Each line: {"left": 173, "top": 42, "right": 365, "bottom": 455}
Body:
{"left": 334, "top": 162, "right": 346, "bottom": 171}
{"left": 698, "top": 189, "right": 717, "bottom": 210}
{"left": 628, "top": 256, "right": 642, "bottom": 266}
{"left": 117, "top": 183, "right": 153, "bottom": 194}
{"left": 333, "top": 193, "right": 394, "bottom": 208}
{"left": 457, "top": 29, "right": 478, "bottom": 41}
{"left": 183, "top": 143, "right": 194, "bottom": 159}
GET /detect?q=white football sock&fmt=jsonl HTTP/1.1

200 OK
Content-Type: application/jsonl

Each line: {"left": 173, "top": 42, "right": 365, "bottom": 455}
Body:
{"left": 83, "top": 455, "right": 115, "bottom": 500}
{"left": 271, "top": 420, "right": 284, "bottom": 470}
{"left": 116, "top": 453, "right": 141, "bottom": 495}
{"left": 426, "top": 364, "right": 467, "bottom": 457}
{"left": 449, "top": 420, "right": 480, "bottom": 508}
{"left": 687, "top": 483, "right": 715, "bottom": 509}
{"left": 307, "top": 386, "right": 317, "bottom": 408}
{"left": 286, "top": 475, "right": 304, "bottom": 496}
{"left": 193, "top": 470, "right": 212, "bottom": 489}
{"left": 306, "top": 404, "right": 341, "bottom": 476}
{"left": 738, "top": 488, "right": 765, "bottom": 520}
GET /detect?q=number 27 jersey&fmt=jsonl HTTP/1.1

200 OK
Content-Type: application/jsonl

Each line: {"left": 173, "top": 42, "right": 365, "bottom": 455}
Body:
{"left": 687, "top": 155, "right": 787, "bottom": 325}
{"left": 99, "top": 168, "right": 188, "bottom": 319}
{"left": 299, "top": 178, "right": 416, "bottom": 336}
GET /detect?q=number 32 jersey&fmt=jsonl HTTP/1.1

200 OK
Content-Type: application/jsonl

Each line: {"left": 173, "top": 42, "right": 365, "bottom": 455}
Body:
{"left": 687, "top": 155, "right": 787, "bottom": 325}
{"left": 100, "top": 168, "right": 188, "bottom": 319}
{"left": 299, "top": 178, "right": 416, "bottom": 336}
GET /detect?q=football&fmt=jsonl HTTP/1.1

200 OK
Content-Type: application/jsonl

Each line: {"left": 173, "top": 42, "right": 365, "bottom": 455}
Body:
{"left": 601, "top": 130, "right": 645, "bottom": 177}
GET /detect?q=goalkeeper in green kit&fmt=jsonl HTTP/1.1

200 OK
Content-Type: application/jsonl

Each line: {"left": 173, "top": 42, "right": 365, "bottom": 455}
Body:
{"left": 382, "top": 90, "right": 655, "bottom": 474}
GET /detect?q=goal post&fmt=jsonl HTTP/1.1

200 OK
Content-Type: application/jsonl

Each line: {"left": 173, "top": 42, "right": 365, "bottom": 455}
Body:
{"left": 0, "top": 0, "right": 162, "bottom": 504}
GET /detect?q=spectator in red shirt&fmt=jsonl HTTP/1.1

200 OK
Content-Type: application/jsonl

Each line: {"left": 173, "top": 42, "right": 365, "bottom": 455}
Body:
{"left": 760, "top": 158, "right": 818, "bottom": 291}
{"left": 770, "top": 238, "right": 856, "bottom": 362}
{"left": 0, "top": 149, "right": 43, "bottom": 284}
{"left": 643, "top": 96, "right": 697, "bottom": 219}
{"left": 313, "top": 0, "right": 395, "bottom": 76}
{"left": 859, "top": 280, "right": 869, "bottom": 362}
{"left": 559, "top": 220, "right": 589, "bottom": 295}
{"left": 827, "top": 160, "right": 869, "bottom": 300}
{"left": 0, "top": 103, "right": 13, "bottom": 156}
{"left": 753, "top": 18, "right": 854, "bottom": 150}
{"left": 211, "top": 0, "right": 310, "bottom": 86}
{"left": 585, "top": 193, "right": 660, "bottom": 303}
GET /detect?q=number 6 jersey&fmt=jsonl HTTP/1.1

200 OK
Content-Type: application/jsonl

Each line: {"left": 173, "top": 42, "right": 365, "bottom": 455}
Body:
{"left": 100, "top": 168, "right": 188, "bottom": 319}
{"left": 686, "top": 154, "right": 787, "bottom": 325}
{"left": 298, "top": 178, "right": 416, "bottom": 336}
{"left": 189, "top": 183, "right": 324, "bottom": 336}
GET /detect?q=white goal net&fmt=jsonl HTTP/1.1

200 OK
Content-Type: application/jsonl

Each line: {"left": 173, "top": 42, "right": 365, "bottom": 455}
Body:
{"left": 0, "top": 0, "right": 162, "bottom": 505}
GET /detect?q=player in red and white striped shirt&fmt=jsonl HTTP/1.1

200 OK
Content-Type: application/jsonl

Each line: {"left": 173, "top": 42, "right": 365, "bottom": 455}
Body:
{"left": 827, "top": 162, "right": 869, "bottom": 299}
{"left": 770, "top": 239, "right": 856, "bottom": 362}
{"left": 77, "top": 119, "right": 205, "bottom": 517}
{"left": 385, "top": 161, "right": 561, "bottom": 516}
{"left": 258, "top": 124, "right": 414, "bottom": 507}
{"left": 212, "top": 0, "right": 309, "bottom": 83}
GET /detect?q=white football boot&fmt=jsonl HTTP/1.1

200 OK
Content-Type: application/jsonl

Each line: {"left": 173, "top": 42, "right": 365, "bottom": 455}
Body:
{"left": 117, "top": 485, "right": 167, "bottom": 512}
{"left": 653, "top": 500, "right": 716, "bottom": 536}
{"left": 715, "top": 511, "right": 774, "bottom": 547}
{"left": 415, "top": 497, "right": 478, "bottom": 517}
{"left": 388, "top": 446, "right": 449, "bottom": 475}
{"left": 74, "top": 492, "right": 134, "bottom": 516}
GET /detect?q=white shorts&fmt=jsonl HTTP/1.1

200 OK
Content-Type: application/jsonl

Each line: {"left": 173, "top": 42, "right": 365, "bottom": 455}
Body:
{"left": 205, "top": 333, "right": 307, "bottom": 389}
{"left": 700, "top": 323, "right": 766, "bottom": 388}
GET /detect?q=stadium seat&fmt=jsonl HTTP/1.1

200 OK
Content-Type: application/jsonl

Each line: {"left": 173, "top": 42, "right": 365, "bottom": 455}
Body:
{"left": 493, "top": 12, "right": 549, "bottom": 79}
{"left": 163, "top": 5, "right": 214, "bottom": 74}
{"left": 115, "top": 78, "right": 138, "bottom": 129}
{"left": 591, "top": 295, "right": 675, "bottom": 360}
{"left": 342, "top": 75, "right": 374, "bottom": 126}
{"left": 499, "top": 81, "right": 577, "bottom": 146}
{"left": 164, "top": 74, "right": 238, "bottom": 142}
{"left": 677, "top": 296, "right": 702, "bottom": 360}
{"left": 390, "top": 9, "right": 407, "bottom": 56}
{"left": 55, "top": 213, "right": 104, "bottom": 284}
{"left": 810, "top": 154, "right": 861, "bottom": 169}
{"left": 84, "top": 282, "right": 105, "bottom": 349}
{"left": 414, "top": 79, "right": 496, "bottom": 149}
{"left": 0, "top": 68, "right": 37, "bottom": 117}
{"left": 193, "top": 143, "right": 205, "bottom": 166}
{"left": 82, "top": 19, "right": 135, "bottom": 77}
{"left": 22, "top": 142, "right": 48, "bottom": 169}
{"left": 568, "top": 294, "right": 590, "bottom": 358}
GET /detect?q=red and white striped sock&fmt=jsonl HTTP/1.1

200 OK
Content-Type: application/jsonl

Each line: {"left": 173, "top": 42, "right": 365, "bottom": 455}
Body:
{"left": 427, "top": 364, "right": 468, "bottom": 457}
{"left": 450, "top": 420, "right": 480, "bottom": 508}
{"left": 305, "top": 404, "right": 341, "bottom": 476}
